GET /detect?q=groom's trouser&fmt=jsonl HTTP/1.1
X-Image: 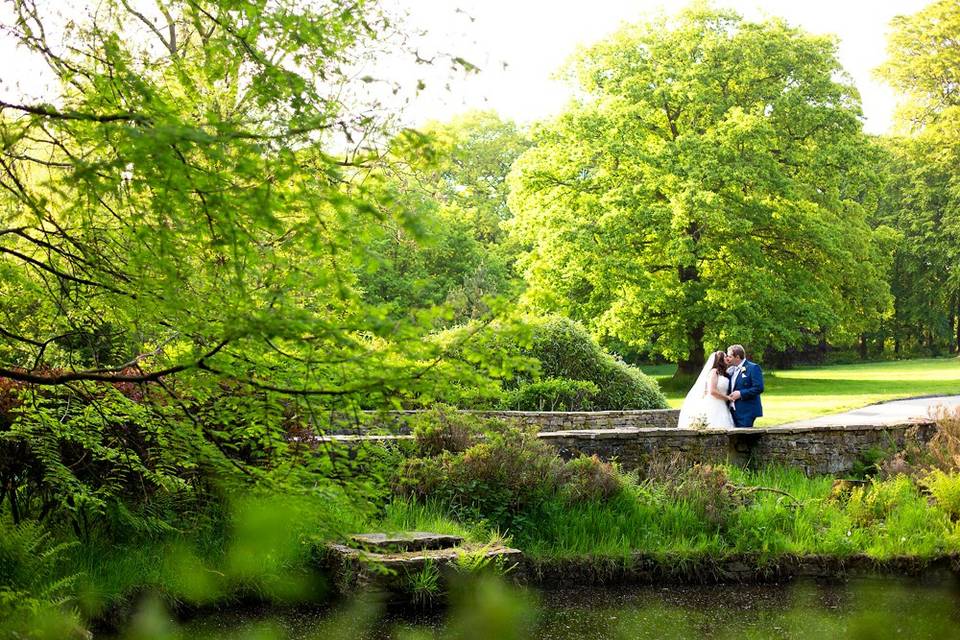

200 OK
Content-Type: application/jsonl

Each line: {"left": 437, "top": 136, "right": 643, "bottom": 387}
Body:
{"left": 731, "top": 410, "right": 755, "bottom": 428}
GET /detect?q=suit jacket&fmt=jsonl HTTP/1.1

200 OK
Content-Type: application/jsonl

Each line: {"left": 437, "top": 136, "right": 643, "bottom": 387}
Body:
{"left": 730, "top": 360, "right": 764, "bottom": 423}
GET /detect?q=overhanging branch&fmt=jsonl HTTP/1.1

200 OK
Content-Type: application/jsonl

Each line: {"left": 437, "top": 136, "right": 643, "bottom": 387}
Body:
{"left": 0, "top": 338, "right": 229, "bottom": 385}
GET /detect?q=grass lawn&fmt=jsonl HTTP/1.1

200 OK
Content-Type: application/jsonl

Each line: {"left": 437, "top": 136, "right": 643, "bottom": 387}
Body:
{"left": 643, "top": 357, "right": 960, "bottom": 426}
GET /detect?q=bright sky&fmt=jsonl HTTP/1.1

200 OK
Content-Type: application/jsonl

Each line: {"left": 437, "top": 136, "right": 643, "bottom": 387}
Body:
{"left": 394, "top": 0, "right": 929, "bottom": 134}
{"left": 0, "top": 1, "right": 928, "bottom": 135}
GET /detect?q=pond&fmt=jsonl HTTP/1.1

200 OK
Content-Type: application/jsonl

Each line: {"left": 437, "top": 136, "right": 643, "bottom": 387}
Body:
{"left": 178, "top": 576, "right": 960, "bottom": 639}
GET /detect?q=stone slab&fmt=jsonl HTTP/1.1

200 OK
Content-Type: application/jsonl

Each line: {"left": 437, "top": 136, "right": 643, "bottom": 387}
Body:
{"left": 329, "top": 543, "right": 523, "bottom": 570}
{"left": 350, "top": 532, "right": 464, "bottom": 552}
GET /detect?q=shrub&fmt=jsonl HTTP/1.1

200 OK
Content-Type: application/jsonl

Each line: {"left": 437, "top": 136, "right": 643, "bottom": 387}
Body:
{"left": 850, "top": 446, "right": 889, "bottom": 479}
{"left": 928, "top": 406, "right": 960, "bottom": 472}
{"left": 519, "top": 316, "right": 666, "bottom": 410}
{"left": 395, "top": 422, "right": 632, "bottom": 533}
{"left": 878, "top": 408, "right": 960, "bottom": 480}
{"left": 430, "top": 315, "right": 667, "bottom": 410}
{"left": 594, "top": 357, "right": 667, "bottom": 410}
{"left": 501, "top": 378, "right": 598, "bottom": 411}
{"left": 562, "top": 455, "right": 625, "bottom": 503}
{"left": 409, "top": 405, "right": 489, "bottom": 456}
{"left": 845, "top": 476, "right": 917, "bottom": 527}
{"left": 526, "top": 316, "right": 603, "bottom": 381}
{"left": 446, "top": 428, "right": 566, "bottom": 525}
{"left": 393, "top": 455, "right": 447, "bottom": 502}
{"left": 920, "top": 470, "right": 960, "bottom": 521}
{"left": 527, "top": 316, "right": 666, "bottom": 410}
{"left": 668, "top": 464, "right": 744, "bottom": 530}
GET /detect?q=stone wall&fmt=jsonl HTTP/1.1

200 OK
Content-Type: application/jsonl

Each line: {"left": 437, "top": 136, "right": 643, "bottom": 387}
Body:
{"left": 320, "top": 412, "right": 936, "bottom": 475}
{"left": 329, "top": 408, "right": 680, "bottom": 434}
{"left": 467, "top": 409, "right": 680, "bottom": 432}
{"left": 539, "top": 421, "right": 937, "bottom": 476}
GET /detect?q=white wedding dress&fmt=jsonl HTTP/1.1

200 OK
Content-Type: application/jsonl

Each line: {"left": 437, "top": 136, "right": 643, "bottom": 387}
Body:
{"left": 678, "top": 365, "right": 735, "bottom": 429}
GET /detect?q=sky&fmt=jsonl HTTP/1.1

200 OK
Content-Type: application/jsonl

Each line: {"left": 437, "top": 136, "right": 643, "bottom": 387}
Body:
{"left": 390, "top": 0, "right": 929, "bottom": 134}
{"left": 0, "top": 1, "right": 929, "bottom": 135}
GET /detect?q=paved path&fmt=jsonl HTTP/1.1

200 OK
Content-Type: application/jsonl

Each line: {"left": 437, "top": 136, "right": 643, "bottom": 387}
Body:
{"left": 780, "top": 395, "right": 960, "bottom": 428}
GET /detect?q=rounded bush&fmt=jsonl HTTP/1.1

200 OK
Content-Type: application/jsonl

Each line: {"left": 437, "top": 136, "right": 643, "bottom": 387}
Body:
{"left": 522, "top": 316, "right": 667, "bottom": 410}
{"left": 501, "top": 378, "right": 598, "bottom": 411}
{"left": 430, "top": 314, "right": 667, "bottom": 410}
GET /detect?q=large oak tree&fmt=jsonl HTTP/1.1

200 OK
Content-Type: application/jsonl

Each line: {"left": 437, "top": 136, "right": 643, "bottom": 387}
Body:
{"left": 508, "top": 6, "right": 891, "bottom": 373}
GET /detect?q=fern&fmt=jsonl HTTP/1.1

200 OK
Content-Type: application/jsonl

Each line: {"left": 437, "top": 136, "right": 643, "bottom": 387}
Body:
{"left": 0, "top": 521, "right": 79, "bottom": 596}
{"left": 0, "top": 521, "right": 85, "bottom": 638}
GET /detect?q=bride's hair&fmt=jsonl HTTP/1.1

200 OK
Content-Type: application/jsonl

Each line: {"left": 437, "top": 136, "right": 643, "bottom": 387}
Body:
{"left": 711, "top": 350, "right": 727, "bottom": 374}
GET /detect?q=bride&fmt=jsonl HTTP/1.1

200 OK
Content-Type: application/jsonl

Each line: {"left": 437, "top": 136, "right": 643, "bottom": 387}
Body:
{"left": 677, "top": 350, "right": 735, "bottom": 429}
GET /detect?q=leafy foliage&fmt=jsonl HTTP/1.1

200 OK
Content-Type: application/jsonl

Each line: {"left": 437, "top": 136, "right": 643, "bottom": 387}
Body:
{"left": 410, "top": 405, "right": 490, "bottom": 456}
{"left": 501, "top": 378, "right": 599, "bottom": 411}
{"left": 452, "top": 315, "right": 667, "bottom": 410}
{"left": 357, "top": 111, "right": 528, "bottom": 324}
{"left": 0, "top": 521, "right": 84, "bottom": 639}
{"left": 920, "top": 470, "right": 960, "bottom": 521}
{"left": 515, "top": 316, "right": 667, "bottom": 410}
{"left": 507, "top": 6, "right": 891, "bottom": 371}
{"left": 396, "top": 421, "right": 627, "bottom": 534}
{"left": 873, "top": 0, "right": 960, "bottom": 357}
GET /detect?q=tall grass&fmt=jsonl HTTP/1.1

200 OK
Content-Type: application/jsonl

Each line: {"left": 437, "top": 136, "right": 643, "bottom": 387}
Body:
{"left": 390, "top": 463, "right": 960, "bottom": 562}
{"left": 377, "top": 499, "right": 497, "bottom": 544}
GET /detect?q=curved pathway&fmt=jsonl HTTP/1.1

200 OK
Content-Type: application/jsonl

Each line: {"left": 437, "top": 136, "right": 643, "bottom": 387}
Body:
{"left": 779, "top": 395, "right": 960, "bottom": 428}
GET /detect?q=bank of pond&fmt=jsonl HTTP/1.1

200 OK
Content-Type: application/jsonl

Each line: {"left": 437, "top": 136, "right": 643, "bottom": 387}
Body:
{"left": 5, "top": 409, "right": 960, "bottom": 638}
{"left": 6, "top": 465, "right": 960, "bottom": 638}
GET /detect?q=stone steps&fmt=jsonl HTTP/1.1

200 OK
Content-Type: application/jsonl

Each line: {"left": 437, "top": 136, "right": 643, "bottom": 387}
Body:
{"left": 349, "top": 531, "right": 464, "bottom": 552}
{"left": 329, "top": 542, "right": 522, "bottom": 571}
{"left": 322, "top": 531, "right": 522, "bottom": 596}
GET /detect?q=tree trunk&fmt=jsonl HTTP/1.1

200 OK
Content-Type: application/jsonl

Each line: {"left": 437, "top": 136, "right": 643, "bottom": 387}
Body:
{"left": 858, "top": 334, "right": 868, "bottom": 360}
{"left": 675, "top": 243, "right": 705, "bottom": 377}
{"left": 955, "top": 295, "right": 960, "bottom": 354}
{"left": 8, "top": 483, "right": 20, "bottom": 525}
{"left": 677, "top": 322, "right": 706, "bottom": 376}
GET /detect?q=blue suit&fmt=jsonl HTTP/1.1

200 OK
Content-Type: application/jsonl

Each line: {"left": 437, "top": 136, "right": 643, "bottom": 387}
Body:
{"left": 729, "top": 360, "right": 764, "bottom": 428}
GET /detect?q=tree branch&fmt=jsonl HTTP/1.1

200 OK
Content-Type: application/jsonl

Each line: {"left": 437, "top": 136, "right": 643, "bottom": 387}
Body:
{"left": 0, "top": 99, "right": 149, "bottom": 124}
{"left": 0, "top": 339, "right": 229, "bottom": 385}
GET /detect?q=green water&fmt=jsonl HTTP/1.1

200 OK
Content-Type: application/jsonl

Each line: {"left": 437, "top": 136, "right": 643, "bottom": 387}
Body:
{"left": 180, "top": 577, "right": 960, "bottom": 639}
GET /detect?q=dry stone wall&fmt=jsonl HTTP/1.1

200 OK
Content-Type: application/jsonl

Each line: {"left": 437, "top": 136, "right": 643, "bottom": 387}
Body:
{"left": 539, "top": 421, "right": 937, "bottom": 476}
{"left": 329, "top": 409, "right": 680, "bottom": 434}
{"left": 319, "top": 411, "right": 938, "bottom": 476}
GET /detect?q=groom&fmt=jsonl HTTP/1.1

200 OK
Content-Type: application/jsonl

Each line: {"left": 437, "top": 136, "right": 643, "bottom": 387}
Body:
{"left": 726, "top": 344, "right": 764, "bottom": 428}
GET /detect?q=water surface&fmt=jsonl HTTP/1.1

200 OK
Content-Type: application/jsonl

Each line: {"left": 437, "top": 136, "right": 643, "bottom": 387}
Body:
{"left": 182, "top": 577, "right": 960, "bottom": 639}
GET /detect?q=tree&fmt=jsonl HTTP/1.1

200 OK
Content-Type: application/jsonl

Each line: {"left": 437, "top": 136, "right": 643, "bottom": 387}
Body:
{"left": 507, "top": 5, "right": 891, "bottom": 373}
{"left": 880, "top": 0, "right": 960, "bottom": 127}
{"left": 873, "top": 138, "right": 957, "bottom": 355}
{"left": 420, "top": 111, "right": 531, "bottom": 245}
{"left": 0, "top": 0, "right": 513, "bottom": 538}
{"left": 878, "top": 0, "right": 960, "bottom": 353}
{"left": 0, "top": 0, "right": 484, "bottom": 398}
{"left": 357, "top": 111, "right": 528, "bottom": 323}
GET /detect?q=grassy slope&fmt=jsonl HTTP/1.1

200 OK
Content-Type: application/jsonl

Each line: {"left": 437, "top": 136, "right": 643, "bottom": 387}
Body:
{"left": 384, "top": 466, "right": 960, "bottom": 562}
{"left": 645, "top": 357, "right": 960, "bottom": 426}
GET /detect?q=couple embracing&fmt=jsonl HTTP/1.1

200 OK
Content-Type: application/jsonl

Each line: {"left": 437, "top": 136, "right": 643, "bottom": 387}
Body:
{"left": 678, "top": 345, "right": 764, "bottom": 429}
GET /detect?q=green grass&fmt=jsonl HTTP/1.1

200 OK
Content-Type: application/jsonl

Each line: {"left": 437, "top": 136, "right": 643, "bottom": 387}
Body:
{"left": 382, "top": 465, "right": 960, "bottom": 563}
{"left": 515, "top": 467, "right": 960, "bottom": 562}
{"left": 376, "top": 499, "right": 499, "bottom": 544}
{"left": 644, "top": 357, "right": 960, "bottom": 425}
